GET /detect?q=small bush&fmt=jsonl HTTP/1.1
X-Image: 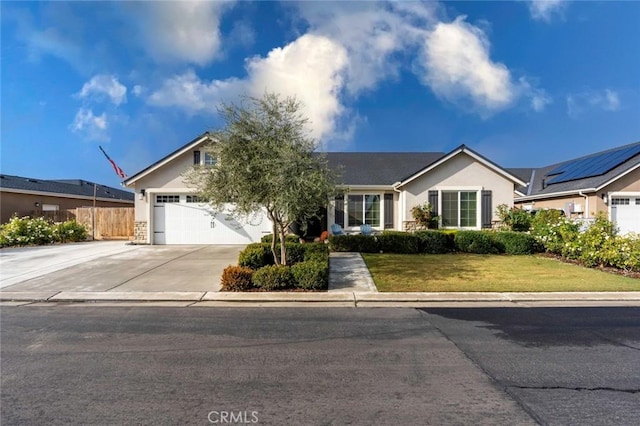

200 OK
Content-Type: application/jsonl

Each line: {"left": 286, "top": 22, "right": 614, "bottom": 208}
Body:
{"left": 220, "top": 265, "right": 254, "bottom": 291}
{"left": 260, "top": 234, "right": 300, "bottom": 244}
{"left": 252, "top": 264, "right": 294, "bottom": 291}
{"left": 328, "top": 235, "right": 379, "bottom": 253}
{"left": 303, "top": 243, "right": 330, "bottom": 262}
{"left": 454, "top": 231, "right": 500, "bottom": 254}
{"left": 0, "top": 216, "right": 55, "bottom": 246}
{"left": 377, "top": 231, "right": 421, "bottom": 254}
{"left": 238, "top": 243, "right": 274, "bottom": 269}
{"left": 283, "top": 242, "right": 306, "bottom": 265}
{"left": 493, "top": 232, "right": 542, "bottom": 255}
{"left": 414, "top": 230, "right": 453, "bottom": 254}
{"left": 53, "top": 220, "right": 88, "bottom": 243}
{"left": 496, "top": 204, "right": 532, "bottom": 232}
{"left": 291, "top": 260, "right": 329, "bottom": 290}
{"left": 530, "top": 210, "right": 580, "bottom": 255}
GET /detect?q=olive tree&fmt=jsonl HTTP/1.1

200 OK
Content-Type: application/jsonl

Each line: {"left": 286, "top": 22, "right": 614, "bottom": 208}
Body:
{"left": 185, "top": 93, "right": 338, "bottom": 265}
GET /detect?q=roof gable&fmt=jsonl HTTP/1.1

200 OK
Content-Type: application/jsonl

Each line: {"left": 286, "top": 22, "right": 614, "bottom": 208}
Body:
{"left": 123, "top": 132, "right": 212, "bottom": 187}
{"left": 396, "top": 145, "right": 527, "bottom": 188}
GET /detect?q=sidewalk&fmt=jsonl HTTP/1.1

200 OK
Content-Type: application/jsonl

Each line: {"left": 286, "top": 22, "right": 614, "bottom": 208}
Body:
{"left": 1, "top": 249, "right": 639, "bottom": 307}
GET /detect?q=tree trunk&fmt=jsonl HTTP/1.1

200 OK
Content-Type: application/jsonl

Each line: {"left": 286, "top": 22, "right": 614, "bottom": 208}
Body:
{"left": 279, "top": 225, "right": 287, "bottom": 266}
{"left": 267, "top": 209, "right": 280, "bottom": 264}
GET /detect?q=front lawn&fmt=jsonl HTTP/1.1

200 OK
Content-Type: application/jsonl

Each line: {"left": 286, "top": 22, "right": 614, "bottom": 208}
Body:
{"left": 361, "top": 253, "right": 640, "bottom": 292}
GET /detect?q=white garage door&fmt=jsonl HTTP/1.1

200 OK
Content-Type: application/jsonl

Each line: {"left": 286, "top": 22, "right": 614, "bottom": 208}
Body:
{"left": 153, "top": 194, "right": 272, "bottom": 244}
{"left": 610, "top": 196, "right": 640, "bottom": 235}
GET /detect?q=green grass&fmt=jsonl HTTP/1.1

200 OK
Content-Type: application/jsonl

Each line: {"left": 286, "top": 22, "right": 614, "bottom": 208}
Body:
{"left": 361, "top": 253, "right": 640, "bottom": 292}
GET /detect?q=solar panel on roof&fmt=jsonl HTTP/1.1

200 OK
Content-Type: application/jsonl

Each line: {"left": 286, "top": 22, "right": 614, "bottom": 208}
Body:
{"left": 547, "top": 143, "right": 640, "bottom": 185}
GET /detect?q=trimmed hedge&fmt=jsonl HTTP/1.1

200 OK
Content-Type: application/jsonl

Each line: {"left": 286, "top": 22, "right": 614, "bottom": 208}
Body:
{"left": 303, "top": 243, "right": 330, "bottom": 262}
{"left": 377, "top": 231, "right": 420, "bottom": 254}
{"left": 414, "top": 230, "right": 453, "bottom": 254}
{"left": 220, "top": 265, "right": 254, "bottom": 291}
{"left": 260, "top": 234, "right": 300, "bottom": 243}
{"left": 252, "top": 264, "right": 294, "bottom": 291}
{"left": 291, "top": 260, "right": 329, "bottom": 290}
{"left": 454, "top": 231, "right": 500, "bottom": 254}
{"left": 328, "top": 235, "right": 379, "bottom": 253}
{"left": 493, "top": 232, "right": 542, "bottom": 255}
{"left": 238, "top": 243, "right": 273, "bottom": 269}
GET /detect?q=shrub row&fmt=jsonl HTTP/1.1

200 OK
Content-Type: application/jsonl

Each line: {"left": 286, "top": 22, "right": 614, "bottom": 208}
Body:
{"left": 531, "top": 212, "right": 640, "bottom": 272}
{"left": 328, "top": 230, "right": 540, "bottom": 255}
{"left": 221, "top": 260, "right": 329, "bottom": 291}
{"left": 0, "top": 216, "right": 88, "bottom": 247}
{"left": 224, "top": 242, "right": 330, "bottom": 291}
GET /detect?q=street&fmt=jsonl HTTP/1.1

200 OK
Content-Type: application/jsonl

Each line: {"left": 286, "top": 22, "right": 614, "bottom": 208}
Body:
{"left": 1, "top": 306, "right": 639, "bottom": 425}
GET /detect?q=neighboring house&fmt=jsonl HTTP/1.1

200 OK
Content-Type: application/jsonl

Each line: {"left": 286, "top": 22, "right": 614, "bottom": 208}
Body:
{"left": 0, "top": 174, "right": 134, "bottom": 223}
{"left": 124, "top": 133, "right": 526, "bottom": 244}
{"left": 514, "top": 141, "right": 640, "bottom": 234}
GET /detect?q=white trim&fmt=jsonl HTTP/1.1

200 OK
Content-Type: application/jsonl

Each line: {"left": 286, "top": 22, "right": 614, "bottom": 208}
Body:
{"left": 515, "top": 188, "right": 597, "bottom": 202}
{"left": 395, "top": 147, "right": 527, "bottom": 188}
{"left": 438, "top": 187, "right": 483, "bottom": 230}
{"left": 596, "top": 162, "right": 640, "bottom": 191}
{"left": 0, "top": 187, "right": 133, "bottom": 204}
{"left": 124, "top": 134, "right": 212, "bottom": 187}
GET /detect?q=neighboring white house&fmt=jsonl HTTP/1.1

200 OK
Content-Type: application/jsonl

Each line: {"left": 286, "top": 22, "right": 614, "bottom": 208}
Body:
{"left": 123, "top": 133, "right": 526, "bottom": 244}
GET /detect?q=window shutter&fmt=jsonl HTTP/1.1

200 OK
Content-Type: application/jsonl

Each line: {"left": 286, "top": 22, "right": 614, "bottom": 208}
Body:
{"left": 428, "top": 190, "right": 439, "bottom": 216}
{"left": 384, "top": 193, "right": 394, "bottom": 229}
{"left": 481, "top": 190, "right": 492, "bottom": 229}
{"left": 193, "top": 151, "right": 201, "bottom": 165}
{"left": 334, "top": 195, "right": 344, "bottom": 227}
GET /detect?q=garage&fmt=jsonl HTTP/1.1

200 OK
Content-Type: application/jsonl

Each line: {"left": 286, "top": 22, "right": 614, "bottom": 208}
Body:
{"left": 152, "top": 194, "right": 272, "bottom": 244}
{"left": 610, "top": 195, "right": 640, "bottom": 235}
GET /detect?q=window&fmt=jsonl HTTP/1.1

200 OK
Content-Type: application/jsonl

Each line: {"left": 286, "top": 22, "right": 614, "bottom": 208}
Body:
{"left": 193, "top": 151, "right": 201, "bottom": 165}
{"left": 204, "top": 153, "right": 217, "bottom": 166}
{"left": 186, "top": 195, "right": 204, "bottom": 203}
{"left": 156, "top": 195, "right": 180, "bottom": 203}
{"left": 441, "top": 191, "right": 477, "bottom": 228}
{"left": 636, "top": 198, "right": 640, "bottom": 205}
{"left": 347, "top": 194, "right": 380, "bottom": 227}
{"left": 611, "top": 198, "right": 630, "bottom": 205}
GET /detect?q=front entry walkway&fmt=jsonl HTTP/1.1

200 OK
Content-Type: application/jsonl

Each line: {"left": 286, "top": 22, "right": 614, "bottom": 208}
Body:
{"left": 328, "top": 252, "right": 378, "bottom": 292}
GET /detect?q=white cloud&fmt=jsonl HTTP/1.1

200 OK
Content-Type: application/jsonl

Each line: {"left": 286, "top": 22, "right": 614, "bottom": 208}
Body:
{"left": 70, "top": 107, "right": 108, "bottom": 141}
{"left": 149, "top": 34, "right": 349, "bottom": 141}
{"left": 132, "top": 85, "right": 145, "bottom": 97}
{"left": 135, "top": 1, "right": 231, "bottom": 65}
{"left": 418, "top": 16, "right": 516, "bottom": 114}
{"left": 528, "top": 0, "right": 566, "bottom": 22}
{"left": 77, "top": 74, "right": 127, "bottom": 105}
{"left": 566, "top": 89, "right": 621, "bottom": 118}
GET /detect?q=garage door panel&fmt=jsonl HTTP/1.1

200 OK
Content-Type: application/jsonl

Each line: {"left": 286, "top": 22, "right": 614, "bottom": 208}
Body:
{"left": 153, "top": 197, "right": 271, "bottom": 244}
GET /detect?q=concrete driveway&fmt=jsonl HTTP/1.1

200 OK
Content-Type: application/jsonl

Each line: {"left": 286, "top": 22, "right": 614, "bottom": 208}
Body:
{"left": 0, "top": 242, "right": 244, "bottom": 293}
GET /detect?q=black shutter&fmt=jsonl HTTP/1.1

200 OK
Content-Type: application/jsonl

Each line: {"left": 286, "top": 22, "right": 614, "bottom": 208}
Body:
{"left": 334, "top": 195, "right": 344, "bottom": 227}
{"left": 482, "top": 190, "right": 492, "bottom": 229}
{"left": 384, "top": 193, "right": 394, "bottom": 229}
{"left": 428, "top": 191, "right": 439, "bottom": 216}
{"left": 193, "top": 151, "right": 201, "bottom": 165}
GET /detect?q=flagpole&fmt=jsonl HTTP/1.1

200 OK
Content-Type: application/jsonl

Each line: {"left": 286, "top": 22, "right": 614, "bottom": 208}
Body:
{"left": 92, "top": 183, "right": 97, "bottom": 240}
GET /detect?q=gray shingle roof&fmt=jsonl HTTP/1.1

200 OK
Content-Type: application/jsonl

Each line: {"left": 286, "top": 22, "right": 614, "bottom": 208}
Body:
{"left": 0, "top": 175, "right": 134, "bottom": 202}
{"left": 521, "top": 141, "right": 640, "bottom": 198}
{"left": 323, "top": 152, "right": 446, "bottom": 185}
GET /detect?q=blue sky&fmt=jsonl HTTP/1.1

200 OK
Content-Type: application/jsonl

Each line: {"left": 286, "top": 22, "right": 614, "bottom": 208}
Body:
{"left": 2, "top": 1, "right": 639, "bottom": 190}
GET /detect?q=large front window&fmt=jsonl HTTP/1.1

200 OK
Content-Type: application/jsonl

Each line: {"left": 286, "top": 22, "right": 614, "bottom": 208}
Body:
{"left": 442, "top": 191, "right": 477, "bottom": 227}
{"left": 347, "top": 194, "right": 380, "bottom": 227}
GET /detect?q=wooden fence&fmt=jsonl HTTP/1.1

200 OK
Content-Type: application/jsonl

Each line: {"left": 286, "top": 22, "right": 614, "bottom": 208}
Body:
{"left": 76, "top": 207, "right": 134, "bottom": 240}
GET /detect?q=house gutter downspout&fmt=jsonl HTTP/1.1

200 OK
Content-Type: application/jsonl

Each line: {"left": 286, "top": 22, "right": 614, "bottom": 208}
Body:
{"left": 578, "top": 190, "right": 589, "bottom": 219}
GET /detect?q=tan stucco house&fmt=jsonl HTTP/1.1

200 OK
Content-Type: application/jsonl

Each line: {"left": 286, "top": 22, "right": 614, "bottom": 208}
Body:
{"left": 123, "top": 133, "right": 526, "bottom": 244}
{"left": 514, "top": 141, "right": 640, "bottom": 234}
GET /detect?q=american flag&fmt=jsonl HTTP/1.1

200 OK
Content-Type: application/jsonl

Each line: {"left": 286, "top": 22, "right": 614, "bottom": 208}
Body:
{"left": 99, "top": 146, "right": 127, "bottom": 178}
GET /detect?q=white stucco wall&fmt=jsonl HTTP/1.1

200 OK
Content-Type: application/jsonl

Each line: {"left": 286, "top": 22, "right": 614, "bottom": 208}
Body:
{"left": 400, "top": 153, "right": 515, "bottom": 223}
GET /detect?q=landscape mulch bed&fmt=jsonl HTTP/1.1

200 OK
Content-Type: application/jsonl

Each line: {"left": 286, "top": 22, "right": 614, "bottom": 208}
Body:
{"left": 539, "top": 253, "right": 640, "bottom": 280}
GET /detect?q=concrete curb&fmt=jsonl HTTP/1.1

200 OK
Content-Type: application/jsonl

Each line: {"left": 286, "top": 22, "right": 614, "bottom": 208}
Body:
{"left": 2, "top": 291, "right": 640, "bottom": 305}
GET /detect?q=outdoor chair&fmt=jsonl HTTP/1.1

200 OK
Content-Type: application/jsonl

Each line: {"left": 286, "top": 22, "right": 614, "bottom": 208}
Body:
{"left": 360, "top": 224, "right": 373, "bottom": 235}
{"left": 330, "top": 223, "right": 345, "bottom": 235}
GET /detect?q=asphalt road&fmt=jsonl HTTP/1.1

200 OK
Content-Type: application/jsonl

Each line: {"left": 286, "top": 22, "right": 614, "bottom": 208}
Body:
{"left": 1, "top": 307, "right": 639, "bottom": 425}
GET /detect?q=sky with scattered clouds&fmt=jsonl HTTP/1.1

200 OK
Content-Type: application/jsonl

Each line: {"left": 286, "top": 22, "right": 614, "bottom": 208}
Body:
{"left": 2, "top": 1, "right": 639, "bottom": 189}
